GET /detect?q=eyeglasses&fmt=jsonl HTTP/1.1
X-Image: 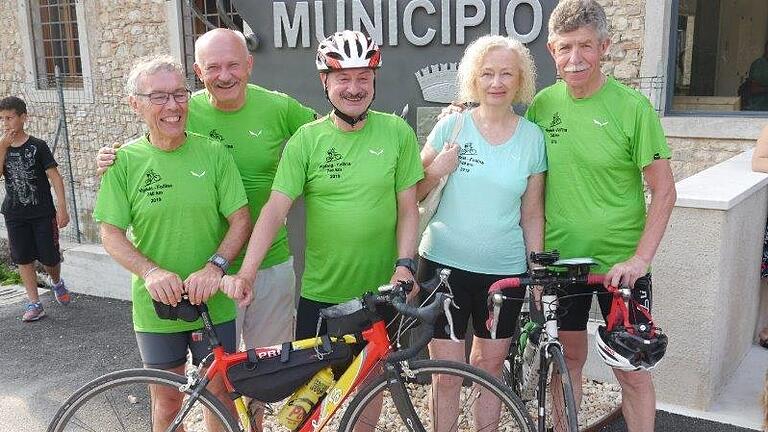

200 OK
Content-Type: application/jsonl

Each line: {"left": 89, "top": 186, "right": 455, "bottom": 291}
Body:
{"left": 135, "top": 90, "right": 191, "bottom": 105}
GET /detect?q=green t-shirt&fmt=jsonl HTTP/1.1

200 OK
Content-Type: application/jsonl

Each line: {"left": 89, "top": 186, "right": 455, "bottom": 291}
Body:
{"left": 187, "top": 84, "right": 316, "bottom": 270}
{"left": 93, "top": 133, "right": 248, "bottom": 333}
{"left": 525, "top": 77, "right": 671, "bottom": 274}
{"left": 272, "top": 111, "right": 424, "bottom": 303}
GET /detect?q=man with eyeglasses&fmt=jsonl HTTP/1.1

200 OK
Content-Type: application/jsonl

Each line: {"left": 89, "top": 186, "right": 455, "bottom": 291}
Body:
{"left": 98, "top": 29, "right": 317, "bottom": 356}
{"left": 93, "top": 55, "right": 251, "bottom": 429}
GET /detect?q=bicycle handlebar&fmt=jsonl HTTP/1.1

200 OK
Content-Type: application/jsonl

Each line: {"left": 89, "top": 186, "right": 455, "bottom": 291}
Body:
{"left": 488, "top": 273, "right": 606, "bottom": 294}
{"left": 371, "top": 269, "right": 452, "bottom": 363}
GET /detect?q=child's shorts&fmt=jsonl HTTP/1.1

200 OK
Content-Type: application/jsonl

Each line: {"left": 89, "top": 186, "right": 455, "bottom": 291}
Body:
{"left": 6, "top": 214, "right": 61, "bottom": 266}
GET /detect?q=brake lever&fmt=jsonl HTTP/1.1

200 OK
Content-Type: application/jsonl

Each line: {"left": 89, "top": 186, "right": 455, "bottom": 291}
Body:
{"left": 490, "top": 292, "right": 503, "bottom": 339}
{"left": 438, "top": 268, "right": 459, "bottom": 309}
{"left": 442, "top": 296, "right": 460, "bottom": 342}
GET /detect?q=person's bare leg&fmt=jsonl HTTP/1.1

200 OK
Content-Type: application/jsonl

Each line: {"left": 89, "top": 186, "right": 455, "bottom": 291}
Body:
{"left": 19, "top": 263, "right": 39, "bottom": 303}
{"left": 429, "top": 339, "right": 466, "bottom": 432}
{"left": 614, "top": 369, "right": 655, "bottom": 432}
{"left": 468, "top": 336, "right": 512, "bottom": 429}
{"left": 43, "top": 262, "right": 61, "bottom": 284}
{"left": 150, "top": 364, "right": 186, "bottom": 432}
{"left": 205, "top": 372, "right": 237, "bottom": 432}
{"left": 549, "top": 330, "right": 588, "bottom": 431}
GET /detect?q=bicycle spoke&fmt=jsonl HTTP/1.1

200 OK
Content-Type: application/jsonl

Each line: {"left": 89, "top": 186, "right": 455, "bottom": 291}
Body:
{"left": 339, "top": 361, "right": 533, "bottom": 432}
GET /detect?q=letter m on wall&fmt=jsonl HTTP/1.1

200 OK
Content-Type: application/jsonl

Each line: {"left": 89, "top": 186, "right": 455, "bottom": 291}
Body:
{"left": 274, "top": 2, "right": 310, "bottom": 48}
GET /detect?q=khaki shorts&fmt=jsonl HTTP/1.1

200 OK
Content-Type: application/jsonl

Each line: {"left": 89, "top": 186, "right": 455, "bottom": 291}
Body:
{"left": 236, "top": 257, "right": 296, "bottom": 350}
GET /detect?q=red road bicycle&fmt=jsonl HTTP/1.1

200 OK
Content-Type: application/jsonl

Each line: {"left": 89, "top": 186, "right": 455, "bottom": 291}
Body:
{"left": 48, "top": 269, "right": 536, "bottom": 432}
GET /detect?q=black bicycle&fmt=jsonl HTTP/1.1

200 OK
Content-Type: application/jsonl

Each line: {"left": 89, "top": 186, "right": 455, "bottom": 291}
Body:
{"left": 487, "top": 251, "right": 622, "bottom": 432}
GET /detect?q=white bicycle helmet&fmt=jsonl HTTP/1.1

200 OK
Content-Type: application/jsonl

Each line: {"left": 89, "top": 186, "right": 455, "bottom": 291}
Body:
{"left": 316, "top": 30, "right": 382, "bottom": 72}
{"left": 595, "top": 295, "right": 668, "bottom": 371}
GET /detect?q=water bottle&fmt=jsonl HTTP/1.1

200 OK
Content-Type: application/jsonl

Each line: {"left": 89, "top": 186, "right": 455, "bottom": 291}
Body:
{"left": 518, "top": 321, "right": 540, "bottom": 400}
{"left": 276, "top": 367, "right": 335, "bottom": 431}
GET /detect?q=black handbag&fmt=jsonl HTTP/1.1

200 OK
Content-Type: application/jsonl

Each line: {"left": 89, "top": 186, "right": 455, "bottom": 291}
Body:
{"left": 226, "top": 341, "right": 352, "bottom": 402}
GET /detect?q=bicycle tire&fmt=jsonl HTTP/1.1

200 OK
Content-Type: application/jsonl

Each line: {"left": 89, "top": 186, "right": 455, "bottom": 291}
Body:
{"left": 545, "top": 344, "right": 579, "bottom": 432}
{"left": 47, "top": 368, "right": 240, "bottom": 432}
{"left": 338, "top": 359, "right": 535, "bottom": 432}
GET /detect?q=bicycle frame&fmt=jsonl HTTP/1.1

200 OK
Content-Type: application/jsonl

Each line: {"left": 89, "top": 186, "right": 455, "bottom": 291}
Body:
{"left": 170, "top": 271, "right": 454, "bottom": 432}
{"left": 170, "top": 313, "right": 396, "bottom": 432}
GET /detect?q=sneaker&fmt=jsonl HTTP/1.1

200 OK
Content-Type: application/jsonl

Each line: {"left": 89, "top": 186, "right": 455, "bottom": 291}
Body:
{"left": 22, "top": 302, "right": 45, "bottom": 322}
{"left": 52, "top": 280, "right": 71, "bottom": 305}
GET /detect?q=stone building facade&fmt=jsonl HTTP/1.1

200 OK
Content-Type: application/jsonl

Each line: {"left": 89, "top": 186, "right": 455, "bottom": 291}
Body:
{"left": 0, "top": 0, "right": 760, "bottom": 243}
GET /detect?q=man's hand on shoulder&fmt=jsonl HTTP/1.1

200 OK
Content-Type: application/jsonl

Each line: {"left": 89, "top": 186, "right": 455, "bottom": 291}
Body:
{"left": 605, "top": 255, "right": 649, "bottom": 288}
{"left": 96, "top": 143, "right": 121, "bottom": 176}
{"left": 185, "top": 263, "right": 224, "bottom": 305}
{"left": 437, "top": 101, "right": 468, "bottom": 121}
{"left": 220, "top": 274, "right": 254, "bottom": 307}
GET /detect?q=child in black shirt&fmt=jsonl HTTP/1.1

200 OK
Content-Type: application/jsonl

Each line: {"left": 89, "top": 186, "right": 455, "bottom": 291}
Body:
{"left": 0, "top": 96, "right": 71, "bottom": 321}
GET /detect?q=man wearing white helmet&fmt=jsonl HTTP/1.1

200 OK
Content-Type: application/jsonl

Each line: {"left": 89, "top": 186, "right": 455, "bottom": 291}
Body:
{"left": 220, "top": 30, "right": 423, "bottom": 339}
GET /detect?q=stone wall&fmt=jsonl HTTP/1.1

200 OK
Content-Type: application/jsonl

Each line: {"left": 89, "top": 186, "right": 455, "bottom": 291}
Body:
{"left": 669, "top": 137, "right": 757, "bottom": 181}
{"left": 0, "top": 1, "right": 174, "bottom": 243}
{"left": 599, "top": 0, "right": 646, "bottom": 80}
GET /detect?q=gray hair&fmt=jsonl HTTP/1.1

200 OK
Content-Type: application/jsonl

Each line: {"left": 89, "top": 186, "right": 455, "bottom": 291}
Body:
{"left": 125, "top": 55, "right": 184, "bottom": 95}
{"left": 457, "top": 35, "right": 537, "bottom": 105}
{"left": 548, "top": 0, "right": 609, "bottom": 43}
{"left": 194, "top": 28, "right": 248, "bottom": 64}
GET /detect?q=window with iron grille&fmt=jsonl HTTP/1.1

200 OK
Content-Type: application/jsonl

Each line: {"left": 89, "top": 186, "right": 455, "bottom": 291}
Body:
{"left": 180, "top": 0, "right": 244, "bottom": 87}
{"left": 28, "top": 0, "right": 83, "bottom": 89}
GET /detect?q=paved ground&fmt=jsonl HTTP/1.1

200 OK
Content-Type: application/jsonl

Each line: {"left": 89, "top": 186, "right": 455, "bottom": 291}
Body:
{"left": 0, "top": 288, "right": 760, "bottom": 431}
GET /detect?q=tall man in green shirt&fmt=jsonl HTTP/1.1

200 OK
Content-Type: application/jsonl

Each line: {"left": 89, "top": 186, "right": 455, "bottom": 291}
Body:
{"left": 525, "top": 1, "right": 676, "bottom": 431}
{"left": 98, "top": 29, "right": 316, "bottom": 351}
{"left": 219, "top": 30, "right": 423, "bottom": 340}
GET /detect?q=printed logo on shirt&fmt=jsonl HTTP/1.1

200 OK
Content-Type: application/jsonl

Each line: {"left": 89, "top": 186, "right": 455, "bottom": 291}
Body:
{"left": 138, "top": 168, "right": 173, "bottom": 204}
{"left": 319, "top": 147, "right": 350, "bottom": 180}
{"left": 190, "top": 170, "right": 206, "bottom": 178}
{"left": 209, "top": 129, "right": 233, "bottom": 149}
{"left": 143, "top": 168, "right": 162, "bottom": 187}
{"left": 369, "top": 148, "right": 384, "bottom": 156}
{"left": 544, "top": 112, "right": 568, "bottom": 145}
{"left": 458, "top": 143, "right": 484, "bottom": 173}
{"left": 249, "top": 129, "right": 263, "bottom": 138}
{"left": 593, "top": 119, "right": 609, "bottom": 127}
{"left": 549, "top": 112, "right": 562, "bottom": 128}
{"left": 325, "top": 147, "right": 343, "bottom": 163}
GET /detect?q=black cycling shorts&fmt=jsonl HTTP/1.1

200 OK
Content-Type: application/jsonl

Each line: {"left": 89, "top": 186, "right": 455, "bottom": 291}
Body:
{"left": 135, "top": 320, "right": 236, "bottom": 369}
{"left": 416, "top": 257, "right": 525, "bottom": 340}
{"left": 557, "top": 273, "right": 653, "bottom": 331}
{"left": 6, "top": 215, "right": 61, "bottom": 266}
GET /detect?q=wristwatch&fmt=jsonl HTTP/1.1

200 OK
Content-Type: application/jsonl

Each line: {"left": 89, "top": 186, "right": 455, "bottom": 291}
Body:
{"left": 208, "top": 253, "right": 230, "bottom": 273}
{"left": 395, "top": 258, "right": 417, "bottom": 275}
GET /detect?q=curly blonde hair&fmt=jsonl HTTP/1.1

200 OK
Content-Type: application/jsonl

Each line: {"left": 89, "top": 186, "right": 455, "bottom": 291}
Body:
{"left": 456, "top": 35, "right": 537, "bottom": 105}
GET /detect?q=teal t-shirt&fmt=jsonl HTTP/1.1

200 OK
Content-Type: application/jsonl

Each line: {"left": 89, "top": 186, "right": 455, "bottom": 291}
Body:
{"left": 525, "top": 77, "right": 671, "bottom": 274}
{"left": 187, "top": 84, "right": 316, "bottom": 271}
{"left": 272, "top": 112, "right": 424, "bottom": 303}
{"left": 93, "top": 133, "right": 248, "bottom": 333}
{"left": 419, "top": 111, "right": 547, "bottom": 274}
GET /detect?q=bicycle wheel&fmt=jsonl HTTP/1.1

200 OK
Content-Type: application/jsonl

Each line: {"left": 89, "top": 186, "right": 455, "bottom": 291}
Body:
{"left": 544, "top": 344, "right": 579, "bottom": 432}
{"left": 339, "top": 359, "right": 535, "bottom": 432}
{"left": 47, "top": 368, "right": 240, "bottom": 432}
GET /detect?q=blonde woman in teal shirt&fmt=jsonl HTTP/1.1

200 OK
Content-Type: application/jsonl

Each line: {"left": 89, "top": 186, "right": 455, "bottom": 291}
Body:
{"left": 415, "top": 35, "right": 546, "bottom": 430}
